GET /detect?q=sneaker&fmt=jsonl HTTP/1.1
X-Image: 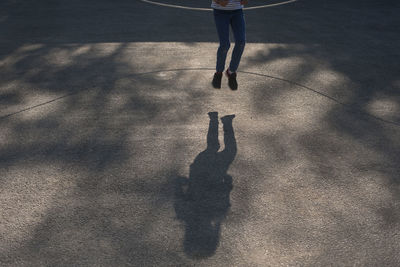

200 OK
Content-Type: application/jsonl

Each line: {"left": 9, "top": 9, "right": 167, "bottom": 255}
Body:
{"left": 225, "top": 70, "right": 238, "bottom": 90}
{"left": 212, "top": 72, "right": 223, "bottom": 89}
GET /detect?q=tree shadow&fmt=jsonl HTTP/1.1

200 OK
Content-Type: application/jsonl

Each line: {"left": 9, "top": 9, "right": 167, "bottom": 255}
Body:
{"left": 174, "top": 112, "right": 236, "bottom": 259}
{"left": 1, "top": 0, "right": 399, "bottom": 264}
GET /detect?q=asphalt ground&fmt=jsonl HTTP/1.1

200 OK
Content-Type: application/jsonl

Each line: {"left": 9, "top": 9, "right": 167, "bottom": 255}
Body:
{"left": 1, "top": 0, "right": 399, "bottom": 266}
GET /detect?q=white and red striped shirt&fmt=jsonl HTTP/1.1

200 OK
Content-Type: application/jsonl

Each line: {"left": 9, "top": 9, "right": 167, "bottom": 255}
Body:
{"left": 211, "top": 0, "right": 243, "bottom": 10}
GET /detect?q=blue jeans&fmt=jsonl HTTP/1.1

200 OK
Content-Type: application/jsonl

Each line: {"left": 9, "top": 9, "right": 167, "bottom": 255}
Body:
{"left": 213, "top": 9, "right": 246, "bottom": 73}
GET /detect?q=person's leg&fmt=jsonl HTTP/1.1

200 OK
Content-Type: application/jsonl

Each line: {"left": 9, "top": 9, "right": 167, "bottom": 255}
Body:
{"left": 229, "top": 9, "right": 246, "bottom": 73}
{"left": 213, "top": 9, "right": 231, "bottom": 73}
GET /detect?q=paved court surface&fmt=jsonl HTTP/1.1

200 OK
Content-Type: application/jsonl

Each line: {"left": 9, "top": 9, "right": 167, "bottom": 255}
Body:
{"left": 1, "top": 0, "right": 399, "bottom": 266}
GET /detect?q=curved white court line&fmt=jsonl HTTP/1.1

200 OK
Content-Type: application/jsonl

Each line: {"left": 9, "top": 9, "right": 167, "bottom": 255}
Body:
{"left": 2, "top": 67, "right": 399, "bottom": 127}
{"left": 139, "top": 0, "right": 298, "bottom": 11}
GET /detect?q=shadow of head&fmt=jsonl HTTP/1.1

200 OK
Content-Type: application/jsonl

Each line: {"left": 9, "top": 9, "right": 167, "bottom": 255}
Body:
{"left": 183, "top": 217, "right": 221, "bottom": 259}
{"left": 174, "top": 175, "right": 233, "bottom": 259}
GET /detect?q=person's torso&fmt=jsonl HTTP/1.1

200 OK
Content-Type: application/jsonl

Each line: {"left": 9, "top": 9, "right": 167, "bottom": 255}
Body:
{"left": 211, "top": 0, "right": 243, "bottom": 10}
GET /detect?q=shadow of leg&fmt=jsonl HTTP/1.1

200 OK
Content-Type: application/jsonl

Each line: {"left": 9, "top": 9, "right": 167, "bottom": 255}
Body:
{"left": 220, "top": 114, "right": 237, "bottom": 164}
{"left": 207, "top": 112, "right": 220, "bottom": 152}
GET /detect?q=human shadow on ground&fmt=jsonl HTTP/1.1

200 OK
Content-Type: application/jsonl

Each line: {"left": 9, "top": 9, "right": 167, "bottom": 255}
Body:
{"left": 174, "top": 112, "right": 237, "bottom": 259}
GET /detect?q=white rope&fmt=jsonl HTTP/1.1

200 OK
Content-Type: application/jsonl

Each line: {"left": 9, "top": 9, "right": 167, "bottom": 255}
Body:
{"left": 139, "top": 0, "right": 298, "bottom": 11}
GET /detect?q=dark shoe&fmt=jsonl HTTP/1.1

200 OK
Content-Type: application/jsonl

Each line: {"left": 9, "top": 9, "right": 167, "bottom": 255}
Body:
{"left": 225, "top": 70, "right": 238, "bottom": 90}
{"left": 212, "top": 72, "right": 223, "bottom": 89}
{"left": 221, "top": 114, "right": 235, "bottom": 124}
